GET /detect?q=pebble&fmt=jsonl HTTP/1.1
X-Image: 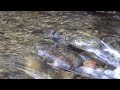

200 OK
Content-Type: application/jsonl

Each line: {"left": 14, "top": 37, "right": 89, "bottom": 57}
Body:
{"left": 83, "top": 60, "right": 97, "bottom": 69}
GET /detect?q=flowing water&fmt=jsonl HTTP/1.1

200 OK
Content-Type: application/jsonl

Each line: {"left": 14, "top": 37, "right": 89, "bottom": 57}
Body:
{"left": 0, "top": 11, "right": 120, "bottom": 79}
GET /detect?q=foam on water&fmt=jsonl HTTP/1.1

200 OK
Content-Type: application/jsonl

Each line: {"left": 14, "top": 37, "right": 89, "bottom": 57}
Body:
{"left": 37, "top": 39, "right": 120, "bottom": 79}
{"left": 101, "top": 40, "right": 120, "bottom": 59}
{"left": 83, "top": 40, "right": 120, "bottom": 68}
{"left": 75, "top": 66, "right": 112, "bottom": 79}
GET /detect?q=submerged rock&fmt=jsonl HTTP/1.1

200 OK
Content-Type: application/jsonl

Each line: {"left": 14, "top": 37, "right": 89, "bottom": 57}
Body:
{"left": 69, "top": 33, "right": 103, "bottom": 51}
{"left": 15, "top": 54, "right": 75, "bottom": 79}
{"left": 36, "top": 42, "right": 83, "bottom": 71}
{"left": 69, "top": 34, "right": 120, "bottom": 68}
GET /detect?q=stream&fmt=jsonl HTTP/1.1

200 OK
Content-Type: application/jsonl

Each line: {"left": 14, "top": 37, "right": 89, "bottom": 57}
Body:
{"left": 0, "top": 11, "right": 120, "bottom": 79}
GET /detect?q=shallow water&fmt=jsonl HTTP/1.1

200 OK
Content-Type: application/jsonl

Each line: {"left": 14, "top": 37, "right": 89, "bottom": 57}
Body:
{"left": 0, "top": 11, "right": 120, "bottom": 79}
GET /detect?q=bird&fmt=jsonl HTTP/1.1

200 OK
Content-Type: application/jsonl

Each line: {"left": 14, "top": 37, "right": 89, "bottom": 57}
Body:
{"left": 51, "top": 31, "right": 63, "bottom": 42}
{"left": 50, "top": 30, "right": 64, "bottom": 49}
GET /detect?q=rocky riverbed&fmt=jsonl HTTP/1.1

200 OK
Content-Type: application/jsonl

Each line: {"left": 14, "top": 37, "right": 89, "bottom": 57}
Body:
{"left": 0, "top": 11, "right": 120, "bottom": 79}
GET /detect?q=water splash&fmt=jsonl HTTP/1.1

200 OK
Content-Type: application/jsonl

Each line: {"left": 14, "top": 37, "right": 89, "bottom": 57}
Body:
{"left": 75, "top": 66, "right": 120, "bottom": 79}
{"left": 113, "top": 67, "right": 120, "bottom": 79}
{"left": 101, "top": 40, "right": 120, "bottom": 59}
{"left": 75, "top": 39, "right": 120, "bottom": 79}
{"left": 37, "top": 39, "right": 120, "bottom": 79}
{"left": 84, "top": 40, "right": 120, "bottom": 68}
{"left": 75, "top": 66, "right": 112, "bottom": 79}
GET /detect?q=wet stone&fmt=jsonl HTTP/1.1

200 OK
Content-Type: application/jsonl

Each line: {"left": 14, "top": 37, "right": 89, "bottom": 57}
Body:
{"left": 0, "top": 11, "right": 120, "bottom": 79}
{"left": 36, "top": 42, "right": 84, "bottom": 71}
{"left": 69, "top": 33, "right": 103, "bottom": 51}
